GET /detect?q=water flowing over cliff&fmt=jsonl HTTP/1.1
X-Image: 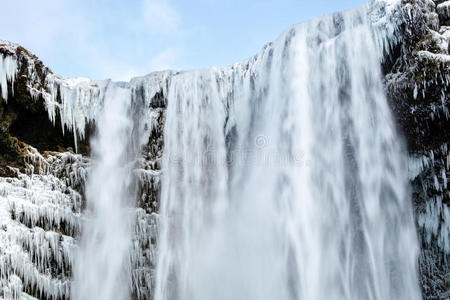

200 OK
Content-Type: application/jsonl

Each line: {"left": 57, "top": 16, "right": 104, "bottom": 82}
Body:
{"left": 0, "top": 0, "right": 449, "bottom": 299}
{"left": 156, "top": 5, "right": 421, "bottom": 300}
{"left": 72, "top": 85, "right": 136, "bottom": 300}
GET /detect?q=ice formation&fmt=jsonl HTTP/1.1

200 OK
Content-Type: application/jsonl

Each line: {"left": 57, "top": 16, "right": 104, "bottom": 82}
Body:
{"left": 0, "top": 53, "right": 17, "bottom": 102}
{"left": 412, "top": 143, "right": 450, "bottom": 254}
{"left": 0, "top": 150, "right": 86, "bottom": 300}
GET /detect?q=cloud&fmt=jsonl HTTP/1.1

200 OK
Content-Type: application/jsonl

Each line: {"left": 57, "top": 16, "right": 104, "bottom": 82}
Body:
{"left": 149, "top": 48, "right": 183, "bottom": 71}
{"left": 0, "top": 1, "right": 79, "bottom": 53}
{"left": 141, "top": 0, "right": 180, "bottom": 34}
{"left": 0, "top": 0, "right": 185, "bottom": 81}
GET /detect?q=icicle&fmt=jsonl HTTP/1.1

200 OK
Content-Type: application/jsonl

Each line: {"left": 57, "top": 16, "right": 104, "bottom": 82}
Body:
{"left": 0, "top": 54, "right": 18, "bottom": 102}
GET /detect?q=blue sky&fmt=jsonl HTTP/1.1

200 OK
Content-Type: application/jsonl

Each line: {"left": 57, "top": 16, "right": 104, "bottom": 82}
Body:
{"left": 1, "top": 0, "right": 368, "bottom": 81}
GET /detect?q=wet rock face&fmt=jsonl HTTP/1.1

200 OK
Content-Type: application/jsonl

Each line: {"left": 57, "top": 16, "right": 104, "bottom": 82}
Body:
{"left": 382, "top": 0, "right": 449, "bottom": 298}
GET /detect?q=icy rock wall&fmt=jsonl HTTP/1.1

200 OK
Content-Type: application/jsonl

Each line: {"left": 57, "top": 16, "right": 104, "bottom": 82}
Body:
{"left": 0, "top": 150, "right": 88, "bottom": 300}
{"left": 379, "top": 0, "right": 449, "bottom": 298}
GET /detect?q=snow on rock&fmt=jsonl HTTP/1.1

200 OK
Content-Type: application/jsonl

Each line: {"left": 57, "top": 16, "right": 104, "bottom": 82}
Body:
{"left": 417, "top": 49, "right": 450, "bottom": 62}
{"left": 437, "top": 1, "right": 450, "bottom": 21}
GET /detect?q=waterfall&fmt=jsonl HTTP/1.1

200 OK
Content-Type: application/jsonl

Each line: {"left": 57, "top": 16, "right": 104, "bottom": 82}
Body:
{"left": 155, "top": 4, "right": 421, "bottom": 300}
{"left": 72, "top": 84, "right": 135, "bottom": 300}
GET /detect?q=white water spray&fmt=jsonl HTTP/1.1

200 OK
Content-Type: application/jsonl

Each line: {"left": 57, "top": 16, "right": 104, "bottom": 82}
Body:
{"left": 156, "top": 5, "right": 421, "bottom": 300}
{"left": 72, "top": 85, "right": 134, "bottom": 300}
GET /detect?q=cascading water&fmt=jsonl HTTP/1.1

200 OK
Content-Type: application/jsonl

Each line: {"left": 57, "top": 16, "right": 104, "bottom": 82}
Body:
{"left": 72, "top": 84, "right": 135, "bottom": 300}
{"left": 155, "top": 4, "right": 421, "bottom": 300}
